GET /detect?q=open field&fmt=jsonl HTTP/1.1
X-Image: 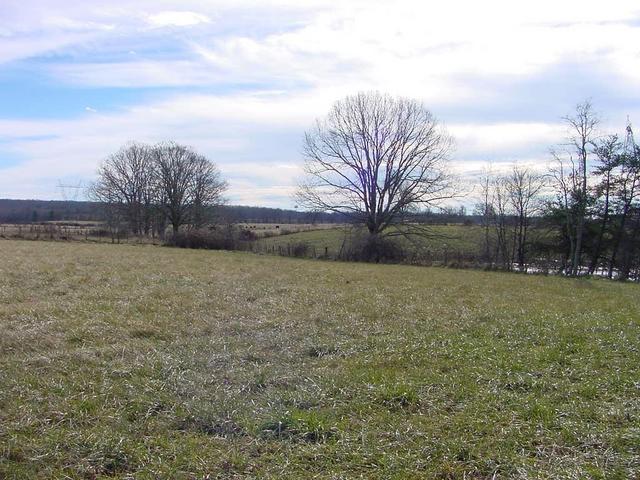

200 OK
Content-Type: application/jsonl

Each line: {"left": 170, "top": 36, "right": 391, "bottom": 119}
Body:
{"left": 1, "top": 240, "right": 639, "bottom": 478}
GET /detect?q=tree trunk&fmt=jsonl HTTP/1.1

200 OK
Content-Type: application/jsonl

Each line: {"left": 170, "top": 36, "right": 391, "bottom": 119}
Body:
{"left": 573, "top": 204, "right": 585, "bottom": 276}
{"left": 619, "top": 214, "right": 640, "bottom": 281}
{"left": 589, "top": 190, "right": 610, "bottom": 275}
{"left": 609, "top": 207, "right": 630, "bottom": 279}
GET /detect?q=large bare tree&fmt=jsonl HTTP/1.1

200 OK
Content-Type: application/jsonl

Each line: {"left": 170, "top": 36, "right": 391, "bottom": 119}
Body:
{"left": 90, "top": 142, "right": 155, "bottom": 236}
{"left": 297, "top": 92, "right": 454, "bottom": 238}
{"left": 153, "top": 142, "right": 227, "bottom": 234}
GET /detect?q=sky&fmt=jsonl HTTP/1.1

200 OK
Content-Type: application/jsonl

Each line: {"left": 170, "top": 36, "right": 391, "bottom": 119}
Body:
{"left": 1, "top": 0, "right": 640, "bottom": 207}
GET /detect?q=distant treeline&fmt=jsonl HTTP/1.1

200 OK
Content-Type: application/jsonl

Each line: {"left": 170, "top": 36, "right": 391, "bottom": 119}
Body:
{"left": 0, "top": 199, "right": 475, "bottom": 226}
{"left": 0, "top": 199, "right": 101, "bottom": 223}
{"left": 0, "top": 199, "right": 345, "bottom": 224}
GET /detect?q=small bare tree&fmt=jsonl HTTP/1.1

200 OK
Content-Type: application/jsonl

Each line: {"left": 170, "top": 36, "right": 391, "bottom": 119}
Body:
{"left": 490, "top": 175, "right": 511, "bottom": 269}
{"left": 563, "top": 100, "right": 600, "bottom": 275}
{"left": 297, "top": 92, "right": 454, "bottom": 241}
{"left": 504, "top": 166, "right": 546, "bottom": 271}
{"left": 473, "top": 166, "right": 495, "bottom": 263}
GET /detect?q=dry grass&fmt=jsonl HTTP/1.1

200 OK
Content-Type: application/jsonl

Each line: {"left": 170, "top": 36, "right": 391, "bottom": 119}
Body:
{"left": 256, "top": 224, "right": 491, "bottom": 257}
{"left": 0, "top": 239, "right": 638, "bottom": 478}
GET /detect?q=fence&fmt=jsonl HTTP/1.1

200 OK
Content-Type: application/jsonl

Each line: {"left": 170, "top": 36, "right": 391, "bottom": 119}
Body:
{"left": 0, "top": 224, "right": 161, "bottom": 244}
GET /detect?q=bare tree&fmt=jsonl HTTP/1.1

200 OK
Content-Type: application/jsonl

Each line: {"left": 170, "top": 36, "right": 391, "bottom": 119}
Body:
{"left": 153, "top": 142, "right": 227, "bottom": 234}
{"left": 490, "top": 175, "right": 511, "bottom": 269}
{"left": 549, "top": 152, "right": 577, "bottom": 273}
{"left": 504, "top": 166, "right": 546, "bottom": 271}
{"left": 562, "top": 100, "right": 599, "bottom": 275}
{"left": 473, "top": 168, "right": 494, "bottom": 262}
{"left": 297, "top": 92, "right": 454, "bottom": 240}
{"left": 191, "top": 153, "right": 228, "bottom": 229}
{"left": 90, "top": 142, "right": 155, "bottom": 236}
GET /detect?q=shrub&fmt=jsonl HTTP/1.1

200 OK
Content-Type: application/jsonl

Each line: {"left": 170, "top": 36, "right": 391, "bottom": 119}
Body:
{"left": 238, "top": 228, "right": 258, "bottom": 241}
{"left": 90, "top": 228, "right": 112, "bottom": 238}
{"left": 290, "top": 242, "right": 310, "bottom": 257}
{"left": 165, "top": 229, "right": 236, "bottom": 250}
{"left": 342, "top": 233, "right": 406, "bottom": 263}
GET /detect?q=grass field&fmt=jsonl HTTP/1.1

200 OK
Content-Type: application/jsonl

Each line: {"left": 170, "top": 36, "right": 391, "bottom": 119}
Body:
{"left": 1, "top": 240, "right": 639, "bottom": 478}
{"left": 256, "top": 224, "right": 497, "bottom": 258}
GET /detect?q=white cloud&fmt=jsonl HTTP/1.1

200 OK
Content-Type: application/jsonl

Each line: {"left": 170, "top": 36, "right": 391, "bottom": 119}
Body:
{"left": 449, "top": 123, "right": 563, "bottom": 156}
{"left": 31, "top": 0, "right": 640, "bottom": 108}
{"left": 0, "top": 32, "right": 96, "bottom": 64}
{"left": 146, "top": 11, "right": 211, "bottom": 28}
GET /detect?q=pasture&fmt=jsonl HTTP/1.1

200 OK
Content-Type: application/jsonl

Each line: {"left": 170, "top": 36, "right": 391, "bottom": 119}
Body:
{"left": 0, "top": 240, "right": 638, "bottom": 478}
{"left": 256, "top": 224, "right": 499, "bottom": 260}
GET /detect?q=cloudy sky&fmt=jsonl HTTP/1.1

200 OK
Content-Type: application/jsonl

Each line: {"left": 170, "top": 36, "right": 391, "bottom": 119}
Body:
{"left": 1, "top": 0, "right": 640, "bottom": 206}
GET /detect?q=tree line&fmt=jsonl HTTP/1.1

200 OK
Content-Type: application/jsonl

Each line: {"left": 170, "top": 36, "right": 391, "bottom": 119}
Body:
{"left": 474, "top": 166, "right": 547, "bottom": 272}
{"left": 0, "top": 200, "right": 346, "bottom": 226}
{"left": 463, "top": 102, "right": 639, "bottom": 279}
{"left": 546, "top": 102, "right": 640, "bottom": 279}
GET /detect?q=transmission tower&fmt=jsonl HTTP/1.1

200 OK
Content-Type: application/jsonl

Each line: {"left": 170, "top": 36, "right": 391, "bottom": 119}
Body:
{"left": 623, "top": 116, "right": 636, "bottom": 157}
{"left": 57, "top": 180, "right": 86, "bottom": 201}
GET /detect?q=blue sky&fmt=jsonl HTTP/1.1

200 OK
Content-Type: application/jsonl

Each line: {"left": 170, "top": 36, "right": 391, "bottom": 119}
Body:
{"left": 1, "top": 0, "right": 640, "bottom": 206}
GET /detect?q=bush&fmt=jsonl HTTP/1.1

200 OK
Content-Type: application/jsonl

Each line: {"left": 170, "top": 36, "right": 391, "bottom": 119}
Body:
{"left": 342, "top": 233, "right": 405, "bottom": 263}
{"left": 90, "top": 228, "right": 112, "bottom": 238}
{"left": 165, "top": 229, "right": 239, "bottom": 250}
{"left": 238, "top": 228, "right": 258, "bottom": 241}
{"left": 290, "top": 242, "right": 310, "bottom": 257}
